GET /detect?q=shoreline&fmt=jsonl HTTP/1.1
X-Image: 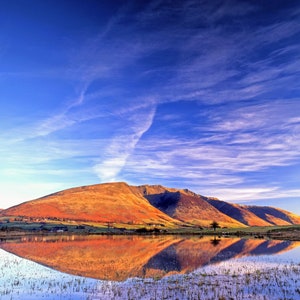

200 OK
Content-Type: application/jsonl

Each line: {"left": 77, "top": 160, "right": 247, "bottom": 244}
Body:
{"left": 1, "top": 223, "right": 300, "bottom": 241}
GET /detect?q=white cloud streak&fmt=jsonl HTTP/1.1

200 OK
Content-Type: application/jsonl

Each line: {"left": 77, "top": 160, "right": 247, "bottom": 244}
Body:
{"left": 122, "top": 100, "right": 300, "bottom": 197}
{"left": 93, "top": 104, "right": 157, "bottom": 182}
{"left": 1, "top": 0, "right": 300, "bottom": 208}
{"left": 212, "top": 187, "right": 300, "bottom": 203}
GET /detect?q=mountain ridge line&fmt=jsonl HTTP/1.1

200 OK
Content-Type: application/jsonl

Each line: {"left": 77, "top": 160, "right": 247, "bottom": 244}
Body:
{"left": 1, "top": 182, "right": 299, "bottom": 228}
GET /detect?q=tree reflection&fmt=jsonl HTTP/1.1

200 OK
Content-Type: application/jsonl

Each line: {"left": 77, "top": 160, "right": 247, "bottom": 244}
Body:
{"left": 210, "top": 236, "right": 221, "bottom": 246}
{"left": 0, "top": 235, "right": 296, "bottom": 281}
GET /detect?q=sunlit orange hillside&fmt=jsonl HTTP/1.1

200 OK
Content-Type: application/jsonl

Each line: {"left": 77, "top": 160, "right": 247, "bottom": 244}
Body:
{"left": 0, "top": 182, "right": 179, "bottom": 227}
{"left": 1, "top": 182, "right": 300, "bottom": 228}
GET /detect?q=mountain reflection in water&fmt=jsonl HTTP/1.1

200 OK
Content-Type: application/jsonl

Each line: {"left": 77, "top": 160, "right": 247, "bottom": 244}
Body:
{"left": 0, "top": 235, "right": 298, "bottom": 281}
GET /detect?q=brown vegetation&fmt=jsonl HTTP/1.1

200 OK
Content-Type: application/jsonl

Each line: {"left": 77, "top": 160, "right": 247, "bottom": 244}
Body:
{"left": 0, "top": 182, "right": 179, "bottom": 228}
{"left": 1, "top": 182, "right": 300, "bottom": 229}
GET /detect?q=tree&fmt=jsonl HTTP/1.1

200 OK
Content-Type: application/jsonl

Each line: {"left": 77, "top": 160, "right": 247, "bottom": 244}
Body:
{"left": 210, "top": 221, "right": 220, "bottom": 232}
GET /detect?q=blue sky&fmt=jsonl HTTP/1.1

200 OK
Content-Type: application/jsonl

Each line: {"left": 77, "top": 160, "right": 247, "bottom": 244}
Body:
{"left": 1, "top": 0, "right": 300, "bottom": 213}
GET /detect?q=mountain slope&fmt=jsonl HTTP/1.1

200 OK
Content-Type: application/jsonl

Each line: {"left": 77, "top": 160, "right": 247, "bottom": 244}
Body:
{"left": 246, "top": 206, "right": 300, "bottom": 226}
{"left": 205, "top": 198, "right": 271, "bottom": 226}
{"left": 135, "top": 185, "right": 245, "bottom": 228}
{"left": 0, "top": 182, "right": 179, "bottom": 227}
{"left": 206, "top": 198, "right": 300, "bottom": 226}
{"left": 1, "top": 182, "right": 300, "bottom": 228}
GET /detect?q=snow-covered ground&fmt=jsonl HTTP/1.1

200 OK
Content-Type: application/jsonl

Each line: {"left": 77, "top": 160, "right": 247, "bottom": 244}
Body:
{"left": 1, "top": 247, "right": 300, "bottom": 300}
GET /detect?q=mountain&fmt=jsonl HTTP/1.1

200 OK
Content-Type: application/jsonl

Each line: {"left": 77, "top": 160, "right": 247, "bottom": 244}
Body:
{"left": 135, "top": 185, "right": 245, "bottom": 227}
{"left": 0, "top": 182, "right": 179, "bottom": 227}
{"left": 246, "top": 205, "right": 300, "bottom": 226}
{"left": 206, "top": 198, "right": 300, "bottom": 226}
{"left": 1, "top": 182, "right": 300, "bottom": 228}
{"left": 205, "top": 198, "right": 271, "bottom": 226}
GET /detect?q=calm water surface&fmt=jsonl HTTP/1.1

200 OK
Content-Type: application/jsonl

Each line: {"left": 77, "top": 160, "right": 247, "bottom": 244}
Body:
{"left": 0, "top": 235, "right": 299, "bottom": 299}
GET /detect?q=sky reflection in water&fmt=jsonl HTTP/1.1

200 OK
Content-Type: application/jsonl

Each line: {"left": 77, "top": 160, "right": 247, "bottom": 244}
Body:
{"left": 1, "top": 235, "right": 300, "bottom": 281}
{"left": 0, "top": 235, "right": 300, "bottom": 299}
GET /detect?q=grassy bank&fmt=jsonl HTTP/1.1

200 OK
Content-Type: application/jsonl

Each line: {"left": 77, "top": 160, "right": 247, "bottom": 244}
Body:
{"left": 1, "top": 217, "right": 300, "bottom": 240}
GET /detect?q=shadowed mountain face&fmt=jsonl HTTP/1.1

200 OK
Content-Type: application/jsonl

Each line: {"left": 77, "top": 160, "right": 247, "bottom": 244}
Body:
{"left": 138, "top": 188, "right": 244, "bottom": 227}
{"left": 206, "top": 198, "right": 300, "bottom": 226}
{"left": 246, "top": 206, "right": 300, "bottom": 226}
{"left": 205, "top": 198, "right": 271, "bottom": 226}
{"left": 1, "top": 182, "right": 300, "bottom": 227}
{"left": 0, "top": 235, "right": 299, "bottom": 281}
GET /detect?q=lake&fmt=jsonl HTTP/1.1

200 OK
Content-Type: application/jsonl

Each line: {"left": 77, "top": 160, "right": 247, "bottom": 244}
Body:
{"left": 0, "top": 235, "right": 300, "bottom": 299}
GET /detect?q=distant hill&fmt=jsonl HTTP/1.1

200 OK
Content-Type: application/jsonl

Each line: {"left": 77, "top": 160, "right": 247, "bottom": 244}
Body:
{"left": 246, "top": 206, "right": 300, "bottom": 226}
{"left": 205, "top": 198, "right": 300, "bottom": 226}
{"left": 205, "top": 198, "right": 271, "bottom": 226}
{"left": 1, "top": 182, "right": 300, "bottom": 228}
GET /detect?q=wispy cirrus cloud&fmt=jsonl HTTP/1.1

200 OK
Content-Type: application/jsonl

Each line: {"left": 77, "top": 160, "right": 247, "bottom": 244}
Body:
{"left": 1, "top": 0, "right": 300, "bottom": 211}
{"left": 120, "top": 99, "right": 300, "bottom": 202}
{"left": 93, "top": 103, "right": 157, "bottom": 182}
{"left": 211, "top": 187, "right": 300, "bottom": 203}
